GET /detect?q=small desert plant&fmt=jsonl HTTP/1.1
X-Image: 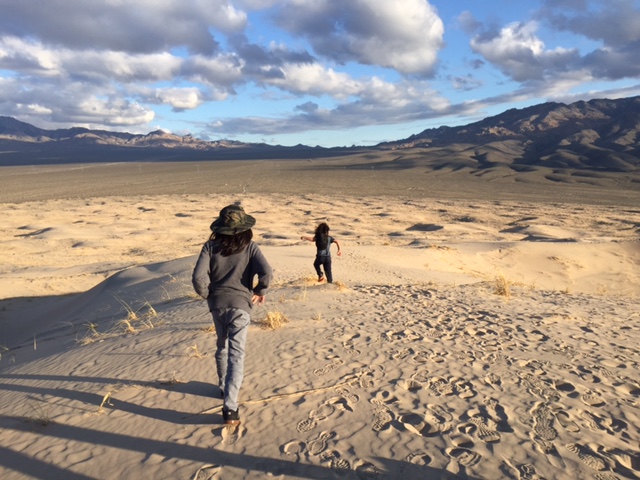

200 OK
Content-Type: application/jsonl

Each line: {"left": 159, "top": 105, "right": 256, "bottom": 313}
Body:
{"left": 187, "top": 343, "right": 206, "bottom": 359}
{"left": 312, "top": 312, "right": 322, "bottom": 321}
{"left": 98, "top": 391, "right": 113, "bottom": 414}
{"left": 27, "top": 400, "right": 51, "bottom": 426}
{"left": 257, "top": 310, "right": 289, "bottom": 330}
{"left": 494, "top": 274, "right": 511, "bottom": 300}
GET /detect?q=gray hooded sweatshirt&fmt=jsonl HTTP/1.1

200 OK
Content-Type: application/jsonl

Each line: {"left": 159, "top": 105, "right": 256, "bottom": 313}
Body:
{"left": 192, "top": 240, "right": 272, "bottom": 314}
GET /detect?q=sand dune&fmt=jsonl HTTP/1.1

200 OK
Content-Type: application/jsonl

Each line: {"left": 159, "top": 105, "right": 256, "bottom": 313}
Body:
{"left": 1, "top": 172, "right": 639, "bottom": 479}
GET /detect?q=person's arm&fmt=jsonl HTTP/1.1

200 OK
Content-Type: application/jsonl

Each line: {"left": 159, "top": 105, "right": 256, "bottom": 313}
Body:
{"left": 333, "top": 238, "right": 342, "bottom": 256}
{"left": 300, "top": 235, "right": 314, "bottom": 241}
{"left": 192, "top": 243, "right": 211, "bottom": 299}
{"left": 250, "top": 243, "right": 273, "bottom": 304}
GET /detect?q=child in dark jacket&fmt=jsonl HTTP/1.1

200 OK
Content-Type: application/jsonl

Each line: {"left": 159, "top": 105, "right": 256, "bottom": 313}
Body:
{"left": 301, "top": 222, "right": 342, "bottom": 283}
{"left": 193, "top": 204, "right": 272, "bottom": 426}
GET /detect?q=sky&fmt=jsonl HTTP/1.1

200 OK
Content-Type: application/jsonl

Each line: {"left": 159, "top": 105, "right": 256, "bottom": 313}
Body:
{"left": 1, "top": 0, "right": 640, "bottom": 148}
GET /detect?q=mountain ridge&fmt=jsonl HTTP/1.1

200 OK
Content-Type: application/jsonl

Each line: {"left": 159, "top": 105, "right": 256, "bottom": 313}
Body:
{"left": 1, "top": 96, "right": 639, "bottom": 171}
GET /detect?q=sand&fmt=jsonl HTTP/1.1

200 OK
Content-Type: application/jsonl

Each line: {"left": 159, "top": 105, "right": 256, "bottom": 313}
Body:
{"left": 0, "top": 163, "right": 639, "bottom": 480}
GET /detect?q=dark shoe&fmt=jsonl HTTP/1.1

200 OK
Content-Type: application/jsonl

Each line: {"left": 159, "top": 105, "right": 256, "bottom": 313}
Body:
{"left": 223, "top": 409, "right": 240, "bottom": 426}
{"left": 318, "top": 276, "right": 325, "bottom": 282}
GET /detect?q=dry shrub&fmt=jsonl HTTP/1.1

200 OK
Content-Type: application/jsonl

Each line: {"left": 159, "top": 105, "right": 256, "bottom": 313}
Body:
{"left": 494, "top": 274, "right": 511, "bottom": 300}
{"left": 334, "top": 280, "right": 349, "bottom": 292}
{"left": 257, "top": 310, "right": 289, "bottom": 330}
{"left": 187, "top": 343, "right": 205, "bottom": 359}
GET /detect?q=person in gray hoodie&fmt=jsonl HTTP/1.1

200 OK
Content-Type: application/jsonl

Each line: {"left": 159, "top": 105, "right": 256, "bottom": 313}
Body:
{"left": 192, "top": 204, "right": 272, "bottom": 426}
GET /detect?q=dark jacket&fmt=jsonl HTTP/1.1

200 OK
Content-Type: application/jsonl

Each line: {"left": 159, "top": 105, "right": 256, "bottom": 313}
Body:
{"left": 192, "top": 240, "right": 272, "bottom": 313}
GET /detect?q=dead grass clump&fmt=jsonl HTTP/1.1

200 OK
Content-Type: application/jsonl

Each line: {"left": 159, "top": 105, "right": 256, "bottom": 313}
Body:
{"left": 98, "top": 392, "right": 113, "bottom": 414}
{"left": 494, "top": 274, "right": 511, "bottom": 300}
{"left": 27, "top": 400, "right": 51, "bottom": 426}
{"left": 187, "top": 343, "right": 206, "bottom": 359}
{"left": 257, "top": 310, "right": 289, "bottom": 330}
{"left": 78, "top": 299, "right": 159, "bottom": 345}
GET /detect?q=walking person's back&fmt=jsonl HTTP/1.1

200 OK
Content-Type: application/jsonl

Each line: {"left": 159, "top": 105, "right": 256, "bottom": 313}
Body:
{"left": 192, "top": 204, "right": 272, "bottom": 425}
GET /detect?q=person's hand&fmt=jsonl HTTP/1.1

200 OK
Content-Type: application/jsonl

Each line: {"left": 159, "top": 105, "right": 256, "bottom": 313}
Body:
{"left": 337, "top": 251, "right": 342, "bottom": 256}
{"left": 252, "top": 294, "right": 266, "bottom": 305}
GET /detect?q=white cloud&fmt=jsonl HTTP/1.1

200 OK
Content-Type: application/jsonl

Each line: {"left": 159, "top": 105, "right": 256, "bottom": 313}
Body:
{"left": 470, "top": 21, "right": 580, "bottom": 82}
{"left": 155, "top": 87, "right": 205, "bottom": 111}
{"left": 274, "top": 0, "right": 444, "bottom": 75}
{"left": 0, "top": 0, "right": 247, "bottom": 54}
{"left": 266, "top": 63, "right": 362, "bottom": 97}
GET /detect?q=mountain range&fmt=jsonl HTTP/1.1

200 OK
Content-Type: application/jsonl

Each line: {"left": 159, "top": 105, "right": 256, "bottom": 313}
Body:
{"left": 1, "top": 96, "right": 639, "bottom": 172}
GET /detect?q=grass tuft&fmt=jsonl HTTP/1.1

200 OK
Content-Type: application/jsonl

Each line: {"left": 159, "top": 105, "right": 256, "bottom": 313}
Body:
{"left": 187, "top": 343, "right": 205, "bottom": 359}
{"left": 27, "top": 400, "right": 51, "bottom": 426}
{"left": 98, "top": 392, "right": 113, "bottom": 414}
{"left": 494, "top": 274, "right": 511, "bottom": 300}
{"left": 256, "top": 310, "right": 289, "bottom": 330}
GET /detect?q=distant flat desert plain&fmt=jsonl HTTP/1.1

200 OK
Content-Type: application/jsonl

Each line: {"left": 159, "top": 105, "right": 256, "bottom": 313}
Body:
{"left": 1, "top": 153, "right": 639, "bottom": 204}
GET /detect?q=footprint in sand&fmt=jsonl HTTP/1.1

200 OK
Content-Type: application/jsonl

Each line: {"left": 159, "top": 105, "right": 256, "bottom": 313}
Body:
{"left": 400, "top": 378, "right": 423, "bottom": 392}
{"left": 565, "top": 443, "right": 607, "bottom": 471}
{"left": 307, "top": 430, "right": 336, "bottom": 456}
{"left": 599, "top": 447, "right": 640, "bottom": 476}
{"left": 449, "top": 433, "right": 474, "bottom": 449}
{"left": 372, "top": 405, "right": 394, "bottom": 432}
{"left": 358, "top": 365, "right": 385, "bottom": 389}
{"left": 296, "top": 400, "right": 338, "bottom": 432}
{"left": 399, "top": 412, "right": 433, "bottom": 437}
{"left": 530, "top": 402, "right": 558, "bottom": 442}
{"left": 281, "top": 440, "right": 305, "bottom": 458}
{"left": 335, "top": 386, "right": 360, "bottom": 404}
{"left": 554, "top": 409, "right": 580, "bottom": 432}
{"left": 406, "top": 451, "right": 432, "bottom": 466}
{"left": 220, "top": 424, "right": 244, "bottom": 445}
{"left": 412, "top": 369, "right": 430, "bottom": 383}
{"left": 581, "top": 391, "right": 605, "bottom": 407}
{"left": 313, "top": 357, "right": 345, "bottom": 376}
{"left": 388, "top": 347, "right": 415, "bottom": 359}
{"left": 192, "top": 464, "right": 221, "bottom": 480}
{"left": 446, "top": 447, "right": 481, "bottom": 467}
{"left": 296, "top": 417, "right": 318, "bottom": 433}
{"left": 468, "top": 416, "right": 501, "bottom": 443}
{"left": 320, "top": 450, "right": 350, "bottom": 471}
{"left": 354, "top": 459, "right": 382, "bottom": 479}
{"left": 412, "top": 350, "right": 430, "bottom": 364}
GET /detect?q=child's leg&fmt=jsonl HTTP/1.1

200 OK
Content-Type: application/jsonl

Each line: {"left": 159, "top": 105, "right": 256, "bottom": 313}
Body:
{"left": 223, "top": 308, "right": 251, "bottom": 414}
{"left": 211, "top": 309, "right": 229, "bottom": 391}
{"left": 313, "top": 256, "right": 324, "bottom": 280}
{"left": 324, "top": 257, "right": 333, "bottom": 283}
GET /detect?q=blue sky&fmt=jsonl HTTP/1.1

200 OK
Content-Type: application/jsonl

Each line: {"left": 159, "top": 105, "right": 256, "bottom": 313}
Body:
{"left": 1, "top": 0, "right": 639, "bottom": 147}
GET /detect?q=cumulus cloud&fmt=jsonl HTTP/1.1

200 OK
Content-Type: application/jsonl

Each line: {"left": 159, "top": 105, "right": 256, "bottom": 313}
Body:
{"left": 273, "top": 0, "right": 444, "bottom": 75}
{"left": 470, "top": 21, "right": 580, "bottom": 82}
{"left": 0, "top": 0, "right": 246, "bottom": 54}
{"left": 1, "top": 0, "right": 639, "bottom": 143}
{"left": 469, "top": 1, "right": 640, "bottom": 85}
{"left": 539, "top": 0, "right": 640, "bottom": 79}
{"left": 154, "top": 88, "right": 206, "bottom": 111}
{"left": 206, "top": 78, "right": 454, "bottom": 136}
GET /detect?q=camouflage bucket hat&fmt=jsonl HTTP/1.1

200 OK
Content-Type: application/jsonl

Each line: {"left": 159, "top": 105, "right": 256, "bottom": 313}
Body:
{"left": 209, "top": 204, "right": 256, "bottom": 235}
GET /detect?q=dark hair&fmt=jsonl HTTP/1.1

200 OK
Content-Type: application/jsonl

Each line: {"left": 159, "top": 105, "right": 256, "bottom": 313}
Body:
{"left": 210, "top": 229, "right": 253, "bottom": 256}
{"left": 314, "top": 222, "right": 330, "bottom": 250}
